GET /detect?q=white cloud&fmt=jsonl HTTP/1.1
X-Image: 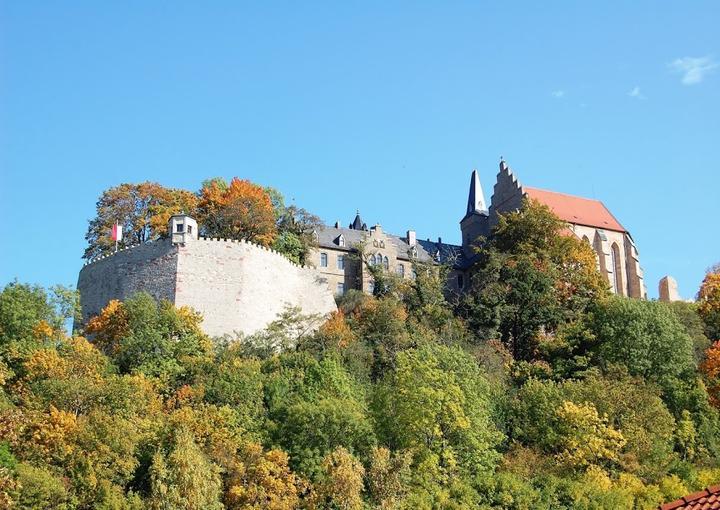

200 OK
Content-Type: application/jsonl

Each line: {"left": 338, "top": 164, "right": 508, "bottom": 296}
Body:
{"left": 669, "top": 56, "right": 718, "bottom": 85}
{"left": 628, "top": 86, "right": 646, "bottom": 99}
{"left": 551, "top": 90, "right": 565, "bottom": 98}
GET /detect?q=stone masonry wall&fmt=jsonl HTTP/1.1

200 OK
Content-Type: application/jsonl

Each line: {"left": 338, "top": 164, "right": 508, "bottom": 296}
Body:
{"left": 77, "top": 240, "right": 179, "bottom": 324}
{"left": 77, "top": 236, "right": 337, "bottom": 338}
{"left": 175, "top": 238, "right": 337, "bottom": 337}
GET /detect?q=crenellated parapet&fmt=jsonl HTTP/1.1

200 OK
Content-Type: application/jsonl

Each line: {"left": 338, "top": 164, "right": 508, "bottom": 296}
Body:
{"left": 77, "top": 215, "right": 336, "bottom": 338}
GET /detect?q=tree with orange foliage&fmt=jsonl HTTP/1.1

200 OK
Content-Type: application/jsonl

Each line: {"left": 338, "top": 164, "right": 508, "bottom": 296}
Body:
{"left": 85, "top": 299, "right": 129, "bottom": 355}
{"left": 701, "top": 340, "right": 720, "bottom": 407}
{"left": 84, "top": 182, "right": 198, "bottom": 259}
{"left": 698, "top": 264, "right": 720, "bottom": 341}
{"left": 197, "top": 177, "right": 277, "bottom": 246}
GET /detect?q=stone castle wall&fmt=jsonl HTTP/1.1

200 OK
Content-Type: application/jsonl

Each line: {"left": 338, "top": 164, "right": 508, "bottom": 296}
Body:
{"left": 77, "top": 235, "right": 337, "bottom": 338}
{"left": 77, "top": 240, "right": 179, "bottom": 324}
{"left": 175, "top": 238, "right": 337, "bottom": 337}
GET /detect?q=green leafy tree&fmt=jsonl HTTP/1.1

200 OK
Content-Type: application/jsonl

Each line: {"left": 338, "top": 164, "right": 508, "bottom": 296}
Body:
{"left": 85, "top": 293, "right": 214, "bottom": 390}
{"left": 461, "top": 199, "right": 608, "bottom": 360}
{"left": 591, "top": 297, "right": 695, "bottom": 397}
{"left": 375, "top": 343, "right": 503, "bottom": 480}
{"left": 149, "top": 428, "right": 223, "bottom": 510}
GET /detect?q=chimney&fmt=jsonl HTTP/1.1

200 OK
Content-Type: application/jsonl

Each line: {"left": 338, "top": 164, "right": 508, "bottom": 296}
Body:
{"left": 437, "top": 237, "right": 442, "bottom": 245}
{"left": 407, "top": 230, "right": 416, "bottom": 247}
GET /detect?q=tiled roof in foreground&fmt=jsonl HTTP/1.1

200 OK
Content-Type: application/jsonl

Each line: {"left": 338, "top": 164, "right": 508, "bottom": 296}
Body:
{"left": 659, "top": 484, "right": 720, "bottom": 510}
{"left": 524, "top": 186, "right": 627, "bottom": 233}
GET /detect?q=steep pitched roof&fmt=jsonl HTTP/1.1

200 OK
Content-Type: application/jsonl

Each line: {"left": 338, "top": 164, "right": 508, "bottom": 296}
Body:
{"left": 659, "top": 485, "right": 720, "bottom": 510}
{"left": 524, "top": 187, "right": 626, "bottom": 233}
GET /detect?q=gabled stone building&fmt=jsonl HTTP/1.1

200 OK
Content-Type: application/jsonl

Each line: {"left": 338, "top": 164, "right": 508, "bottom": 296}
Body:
{"left": 313, "top": 160, "right": 646, "bottom": 299}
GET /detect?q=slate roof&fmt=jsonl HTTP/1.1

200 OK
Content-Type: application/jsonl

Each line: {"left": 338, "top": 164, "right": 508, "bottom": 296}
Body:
{"left": 659, "top": 485, "right": 720, "bottom": 510}
{"left": 524, "top": 187, "right": 627, "bottom": 233}
{"left": 316, "top": 225, "right": 464, "bottom": 267}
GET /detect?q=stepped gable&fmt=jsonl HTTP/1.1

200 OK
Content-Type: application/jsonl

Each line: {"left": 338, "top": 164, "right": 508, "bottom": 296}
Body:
{"left": 524, "top": 187, "right": 626, "bottom": 233}
{"left": 658, "top": 484, "right": 720, "bottom": 509}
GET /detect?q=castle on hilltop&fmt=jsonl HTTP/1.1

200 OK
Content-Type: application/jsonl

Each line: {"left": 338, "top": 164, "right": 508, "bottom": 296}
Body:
{"left": 77, "top": 160, "right": 648, "bottom": 338}
{"left": 312, "top": 160, "right": 647, "bottom": 300}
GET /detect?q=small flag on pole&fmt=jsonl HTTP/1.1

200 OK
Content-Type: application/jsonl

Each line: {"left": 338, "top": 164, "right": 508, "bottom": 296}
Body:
{"left": 112, "top": 222, "right": 123, "bottom": 242}
{"left": 112, "top": 221, "right": 122, "bottom": 252}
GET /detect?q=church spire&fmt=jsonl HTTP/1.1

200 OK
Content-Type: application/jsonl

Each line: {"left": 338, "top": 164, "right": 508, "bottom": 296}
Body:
{"left": 466, "top": 169, "right": 487, "bottom": 215}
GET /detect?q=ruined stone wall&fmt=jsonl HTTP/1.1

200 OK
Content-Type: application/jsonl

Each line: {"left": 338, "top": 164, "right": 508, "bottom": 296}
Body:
{"left": 175, "top": 238, "right": 337, "bottom": 337}
{"left": 77, "top": 240, "right": 178, "bottom": 324}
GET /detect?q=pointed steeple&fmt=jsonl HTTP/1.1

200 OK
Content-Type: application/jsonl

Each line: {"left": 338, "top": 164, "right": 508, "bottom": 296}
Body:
{"left": 466, "top": 169, "right": 487, "bottom": 215}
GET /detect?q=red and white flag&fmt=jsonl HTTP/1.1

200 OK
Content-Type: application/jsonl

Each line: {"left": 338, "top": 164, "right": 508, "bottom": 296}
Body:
{"left": 112, "top": 222, "right": 123, "bottom": 242}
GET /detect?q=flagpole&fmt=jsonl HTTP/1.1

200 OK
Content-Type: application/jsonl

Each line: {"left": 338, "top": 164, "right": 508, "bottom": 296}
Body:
{"left": 114, "top": 221, "right": 118, "bottom": 253}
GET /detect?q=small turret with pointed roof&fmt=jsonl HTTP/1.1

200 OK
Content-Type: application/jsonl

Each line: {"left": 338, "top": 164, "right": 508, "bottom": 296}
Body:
{"left": 350, "top": 210, "right": 366, "bottom": 230}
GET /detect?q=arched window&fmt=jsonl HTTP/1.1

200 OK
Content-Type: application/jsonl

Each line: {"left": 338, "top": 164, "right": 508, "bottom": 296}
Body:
{"left": 369, "top": 254, "right": 377, "bottom": 265}
{"left": 610, "top": 243, "right": 622, "bottom": 295}
{"left": 368, "top": 280, "right": 375, "bottom": 294}
{"left": 383, "top": 256, "right": 389, "bottom": 270}
{"left": 396, "top": 264, "right": 405, "bottom": 277}
{"left": 320, "top": 252, "right": 328, "bottom": 268}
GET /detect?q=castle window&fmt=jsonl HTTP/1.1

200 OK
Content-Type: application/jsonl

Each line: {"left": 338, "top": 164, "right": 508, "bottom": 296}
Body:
{"left": 380, "top": 241, "right": 385, "bottom": 248}
{"left": 336, "top": 282, "right": 345, "bottom": 295}
{"left": 397, "top": 264, "right": 405, "bottom": 277}
{"left": 337, "top": 255, "right": 345, "bottom": 270}
{"left": 320, "top": 252, "right": 328, "bottom": 267}
{"left": 610, "top": 243, "right": 623, "bottom": 295}
{"left": 369, "top": 254, "right": 377, "bottom": 266}
{"left": 176, "top": 223, "right": 184, "bottom": 233}
{"left": 383, "top": 256, "right": 389, "bottom": 270}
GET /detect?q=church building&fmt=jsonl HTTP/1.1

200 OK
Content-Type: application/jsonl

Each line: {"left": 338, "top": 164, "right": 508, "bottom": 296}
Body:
{"left": 313, "top": 160, "right": 646, "bottom": 299}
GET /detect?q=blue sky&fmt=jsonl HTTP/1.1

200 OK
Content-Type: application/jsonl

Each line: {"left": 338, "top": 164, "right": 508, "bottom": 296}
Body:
{"left": 1, "top": 1, "right": 718, "bottom": 299}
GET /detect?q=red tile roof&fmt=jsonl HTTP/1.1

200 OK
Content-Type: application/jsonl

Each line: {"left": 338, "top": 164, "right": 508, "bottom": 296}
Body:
{"left": 524, "top": 187, "right": 626, "bottom": 233}
{"left": 659, "top": 485, "right": 720, "bottom": 510}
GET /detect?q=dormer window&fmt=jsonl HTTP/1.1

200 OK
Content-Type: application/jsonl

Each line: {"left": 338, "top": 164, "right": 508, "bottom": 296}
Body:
{"left": 337, "top": 235, "right": 345, "bottom": 247}
{"left": 380, "top": 241, "right": 385, "bottom": 248}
